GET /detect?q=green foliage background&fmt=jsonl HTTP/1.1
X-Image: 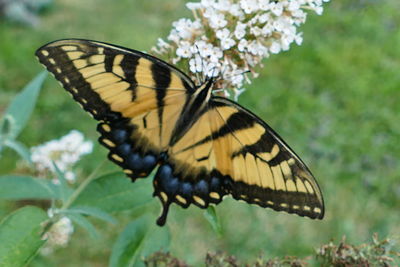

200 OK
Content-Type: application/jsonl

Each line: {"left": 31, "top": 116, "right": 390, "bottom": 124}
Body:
{"left": 0, "top": 0, "right": 399, "bottom": 266}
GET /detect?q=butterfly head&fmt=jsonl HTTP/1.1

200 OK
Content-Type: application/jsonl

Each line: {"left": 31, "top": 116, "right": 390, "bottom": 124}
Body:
{"left": 194, "top": 76, "right": 215, "bottom": 100}
{"left": 200, "top": 68, "right": 251, "bottom": 97}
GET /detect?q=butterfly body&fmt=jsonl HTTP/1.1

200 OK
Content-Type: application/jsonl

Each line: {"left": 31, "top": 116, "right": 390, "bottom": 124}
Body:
{"left": 36, "top": 39, "right": 324, "bottom": 226}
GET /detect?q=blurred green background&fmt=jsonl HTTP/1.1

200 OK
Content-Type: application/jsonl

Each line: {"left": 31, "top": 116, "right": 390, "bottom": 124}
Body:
{"left": 0, "top": 0, "right": 399, "bottom": 266}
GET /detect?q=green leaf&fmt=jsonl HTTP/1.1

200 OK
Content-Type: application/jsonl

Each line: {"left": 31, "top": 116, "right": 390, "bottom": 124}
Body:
{"left": 66, "top": 213, "right": 99, "bottom": 239}
{"left": 0, "top": 175, "right": 59, "bottom": 200}
{"left": 1, "top": 71, "right": 47, "bottom": 140}
{"left": 204, "top": 206, "right": 222, "bottom": 236}
{"left": 73, "top": 172, "right": 153, "bottom": 213}
{"left": 0, "top": 206, "right": 48, "bottom": 267}
{"left": 3, "top": 139, "right": 32, "bottom": 163}
{"left": 62, "top": 206, "right": 117, "bottom": 224}
{"left": 109, "top": 216, "right": 170, "bottom": 267}
{"left": 109, "top": 216, "right": 151, "bottom": 267}
{"left": 137, "top": 225, "right": 170, "bottom": 267}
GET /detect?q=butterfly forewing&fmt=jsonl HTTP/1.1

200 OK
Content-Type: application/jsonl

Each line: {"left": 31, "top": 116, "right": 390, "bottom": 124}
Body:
{"left": 36, "top": 39, "right": 195, "bottom": 179}
{"left": 210, "top": 97, "right": 324, "bottom": 219}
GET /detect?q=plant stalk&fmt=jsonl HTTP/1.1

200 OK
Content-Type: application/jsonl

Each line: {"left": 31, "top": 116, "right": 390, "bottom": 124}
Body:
{"left": 60, "top": 159, "right": 106, "bottom": 210}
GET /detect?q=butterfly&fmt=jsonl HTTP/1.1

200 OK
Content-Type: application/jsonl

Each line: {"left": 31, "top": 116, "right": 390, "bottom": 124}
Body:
{"left": 36, "top": 39, "right": 324, "bottom": 226}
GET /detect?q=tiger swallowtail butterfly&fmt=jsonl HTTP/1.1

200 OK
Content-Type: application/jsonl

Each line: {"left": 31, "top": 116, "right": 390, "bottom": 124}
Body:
{"left": 36, "top": 39, "right": 324, "bottom": 226}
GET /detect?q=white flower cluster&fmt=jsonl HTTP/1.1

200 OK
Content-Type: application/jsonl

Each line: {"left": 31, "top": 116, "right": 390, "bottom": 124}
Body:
{"left": 152, "top": 0, "right": 329, "bottom": 99}
{"left": 41, "top": 214, "right": 74, "bottom": 255}
{"left": 31, "top": 130, "right": 93, "bottom": 183}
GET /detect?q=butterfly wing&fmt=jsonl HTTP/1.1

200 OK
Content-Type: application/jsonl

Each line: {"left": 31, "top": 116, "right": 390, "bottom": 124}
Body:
{"left": 36, "top": 39, "right": 196, "bottom": 179}
{"left": 156, "top": 96, "right": 324, "bottom": 223}
{"left": 211, "top": 97, "right": 324, "bottom": 219}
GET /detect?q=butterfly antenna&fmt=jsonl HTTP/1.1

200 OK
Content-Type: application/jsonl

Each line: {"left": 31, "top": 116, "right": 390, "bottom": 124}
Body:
{"left": 228, "top": 69, "right": 250, "bottom": 79}
{"left": 220, "top": 65, "right": 227, "bottom": 78}
{"left": 215, "top": 64, "right": 228, "bottom": 84}
{"left": 199, "top": 47, "right": 209, "bottom": 86}
{"left": 213, "top": 68, "right": 250, "bottom": 85}
{"left": 211, "top": 65, "right": 219, "bottom": 79}
{"left": 192, "top": 44, "right": 204, "bottom": 86}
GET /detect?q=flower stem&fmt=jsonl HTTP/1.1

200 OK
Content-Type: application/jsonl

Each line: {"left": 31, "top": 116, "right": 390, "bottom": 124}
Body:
{"left": 61, "top": 159, "right": 107, "bottom": 210}
{"left": 40, "top": 160, "right": 107, "bottom": 240}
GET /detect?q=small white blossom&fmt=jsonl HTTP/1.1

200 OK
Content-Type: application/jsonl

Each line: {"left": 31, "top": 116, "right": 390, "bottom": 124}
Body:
{"left": 209, "top": 47, "right": 223, "bottom": 61}
{"left": 258, "top": 13, "right": 270, "bottom": 24}
{"left": 186, "top": 2, "right": 202, "bottom": 10}
{"left": 250, "top": 26, "right": 262, "bottom": 36}
{"left": 189, "top": 54, "right": 203, "bottom": 73}
{"left": 198, "top": 41, "right": 214, "bottom": 57}
{"left": 269, "top": 41, "right": 281, "bottom": 54}
{"left": 280, "top": 39, "right": 291, "bottom": 51}
{"left": 41, "top": 216, "right": 74, "bottom": 255}
{"left": 173, "top": 18, "right": 200, "bottom": 39}
{"left": 269, "top": 2, "right": 284, "bottom": 16}
{"left": 167, "top": 29, "right": 180, "bottom": 43}
{"left": 203, "top": 7, "right": 216, "bottom": 18}
{"left": 31, "top": 130, "right": 93, "bottom": 183}
{"left": 216, "top": 28, "right": 230, "bottom": 40}
{"left": 220, "top": 37, "right": 235, "bottom": 50}
{"left": 240, "top": 0, "right": 259, "bottom": 14}
{"left": 214, "top": 0, "right": 231, "bottom": 11}
{"left": 209, "top": 13, "right": 227, "bottom": 28}
{"left": 237, "top": 39, "right": 248, "bottom": 52}
{"left": 229, "top": 4, "right": 243, "bottom": 17}
{"left": 292, "top": 8, "right": 307, "bottom": 22}
{"left": 176, "top": 41, "right": 192, "bottom": 58}
{"left": 295, "top": 32, "right": 303, "bottom": 45}
{"left": 315, "top": 6, "right": 324, "bottom": 15}
{"left": 248, "top": 15, "right": 259, "bottom": 26}
{"left": 234, "top": 22, "right": 246, "bottom": 39}
{"left": 192, "top": 40, "right": 207, "bottom": 53}
{"left": 258, "top": 0, "right": 270, "bottom": 11}
{"left": 228, "top": 70, "right": 245, "bottom": 87}
{"left": 243, "top": 52, "right": 257, "bottom": 67}
{"left": 204, "top": 62, "right": 221, "bottom": 77}
{"left": 201, "top": 0, "right": 216, "bottom": 8}
{"left": 156, "top": 38, "right": 170, "bottom": 49}
{"left": 233, "top": 87, "right": 246, "bottom": 100}
{"left": 288, "top": 1, "right": 301, "bottom": 11}
{"left": 248, "top": 41, "right": 268, "bottom": 56}
{"left": 262, "top": 22, "right": 274, "bottom": 35}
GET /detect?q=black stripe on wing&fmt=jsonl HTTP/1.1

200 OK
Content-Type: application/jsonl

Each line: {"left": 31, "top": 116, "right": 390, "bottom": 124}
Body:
{"left": 35, "top": 44, "right": 121, "bottom": 121}
{"left": 152, "top": 63, "right": 171, "bottom": 138}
